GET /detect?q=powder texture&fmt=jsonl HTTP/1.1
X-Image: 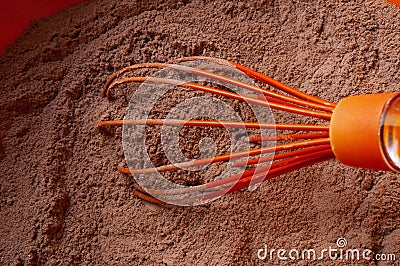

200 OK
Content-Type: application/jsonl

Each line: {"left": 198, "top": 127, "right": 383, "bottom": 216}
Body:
{"left": 0, "top": 0, "right": 399, "bottom": 265}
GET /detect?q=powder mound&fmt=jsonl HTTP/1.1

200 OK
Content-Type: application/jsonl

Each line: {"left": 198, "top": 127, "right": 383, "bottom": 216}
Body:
{"left": 0, "top": 0, "right": 399, "bottom": 265}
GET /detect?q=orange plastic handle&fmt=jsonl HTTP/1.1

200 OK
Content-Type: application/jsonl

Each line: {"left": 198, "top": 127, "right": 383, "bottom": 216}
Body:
{"left": 386, "top": 0, "right": 400, "bottom": 7}
{"left": 330, "top": 93, "right": 400, "bottom": 172}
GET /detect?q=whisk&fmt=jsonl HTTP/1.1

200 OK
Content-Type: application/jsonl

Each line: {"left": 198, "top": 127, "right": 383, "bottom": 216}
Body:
{"left": 98, "top": 56, "right": 400, "bottom": 205}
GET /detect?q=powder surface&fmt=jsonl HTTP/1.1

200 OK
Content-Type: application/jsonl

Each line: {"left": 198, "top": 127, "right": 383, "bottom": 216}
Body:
{"left": 0, "top": 0, "right": 399, "bottom": 265}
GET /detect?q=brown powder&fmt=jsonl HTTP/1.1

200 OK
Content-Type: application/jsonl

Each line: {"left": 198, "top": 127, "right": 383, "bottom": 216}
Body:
{"left": 1, "top": 0, "right": 399, "bottom": 265}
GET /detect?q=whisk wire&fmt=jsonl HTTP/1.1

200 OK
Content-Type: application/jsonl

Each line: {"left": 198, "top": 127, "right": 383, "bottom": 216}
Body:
{"left": 99, "top": 57, "right": 336, "bottom": 204}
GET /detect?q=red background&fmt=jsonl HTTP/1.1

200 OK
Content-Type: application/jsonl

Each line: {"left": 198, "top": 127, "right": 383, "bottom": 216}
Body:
{"left": 0, "top": 0, "right": 87, "bottom": 55}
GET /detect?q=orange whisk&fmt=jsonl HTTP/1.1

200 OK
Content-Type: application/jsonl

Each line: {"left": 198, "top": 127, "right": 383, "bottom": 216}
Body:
{"left": 98, "top": 56, "right": 399, "bottom": 206}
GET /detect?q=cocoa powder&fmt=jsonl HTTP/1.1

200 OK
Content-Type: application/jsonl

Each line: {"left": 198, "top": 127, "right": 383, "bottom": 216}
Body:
{"left": 0, "top": 0, "right": 399, "bottom": 265}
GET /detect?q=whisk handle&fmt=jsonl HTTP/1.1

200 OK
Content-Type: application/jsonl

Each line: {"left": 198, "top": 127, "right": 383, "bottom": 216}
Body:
{"left": 330, "top": 92, "right": 400, "bottom": 172}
